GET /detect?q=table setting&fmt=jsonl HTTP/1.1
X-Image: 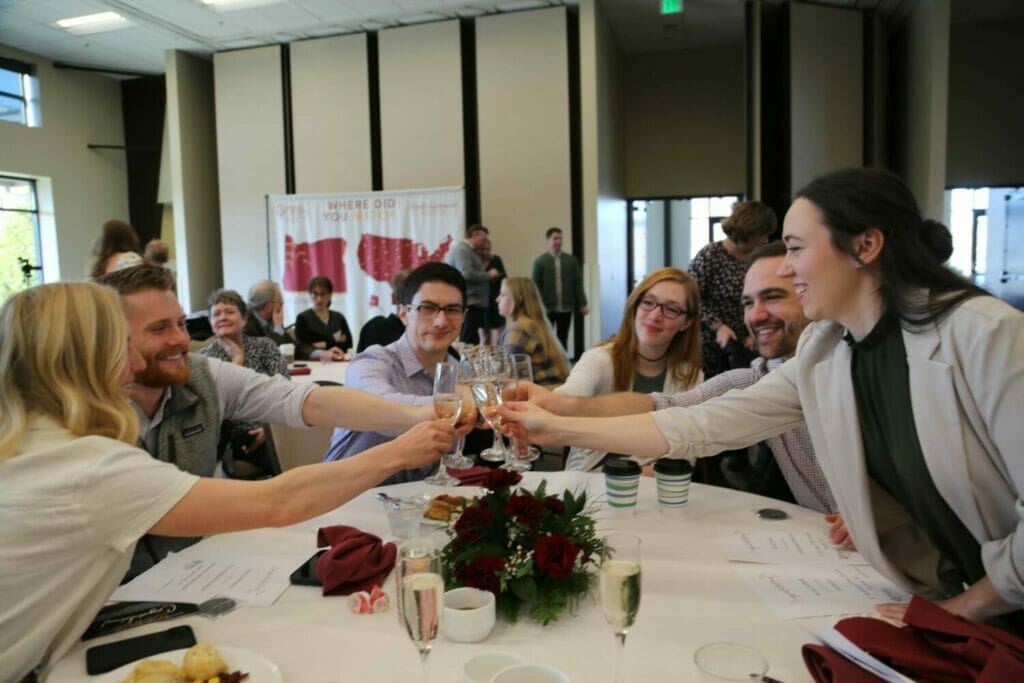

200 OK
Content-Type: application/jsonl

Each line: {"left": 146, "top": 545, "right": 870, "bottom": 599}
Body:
{"left": 50, "top": 464, "right": 925, "bottom": 683}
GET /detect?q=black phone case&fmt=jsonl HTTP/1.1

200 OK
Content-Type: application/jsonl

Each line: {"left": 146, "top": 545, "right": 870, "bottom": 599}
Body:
{"left": 289, "top": 548, "right": 327, "bottom": 586}
{"left": 85, "top": 625, "right": 197, "bottom": 675}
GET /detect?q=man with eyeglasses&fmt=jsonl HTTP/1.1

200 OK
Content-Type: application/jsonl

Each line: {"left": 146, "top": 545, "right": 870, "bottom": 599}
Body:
{"left": 521, "top": 243, "right": 848, "bottom": 540}
{"left": 323, "top": 262, "right": 476, "bottom": 483}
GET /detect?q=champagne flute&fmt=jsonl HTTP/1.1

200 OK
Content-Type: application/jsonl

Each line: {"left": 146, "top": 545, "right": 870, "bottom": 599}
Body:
{"left": 472, "top": 350, "right": 511, "bottom": 463}
{"left": 503, "top": 353, "right": 539, "bottom": 471}
{"left": 396, "top": 540, "right": 444, "bottom": 683}
{"left": 425, "top": 362, "right": 463, "bottom": 487}
{"left": 600, "top": 533, "right": 642, "bottom": 683}
{"left": 445, "top": 360, "right": 475, "bottom": 470}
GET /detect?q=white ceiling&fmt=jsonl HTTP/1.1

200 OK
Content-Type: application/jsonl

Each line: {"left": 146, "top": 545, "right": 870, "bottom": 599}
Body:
{"left": 0, "top": 0, "right": 1020, "bottom": 76}
{"left": 0, "top": 0, "right": 751, "bottom": 74}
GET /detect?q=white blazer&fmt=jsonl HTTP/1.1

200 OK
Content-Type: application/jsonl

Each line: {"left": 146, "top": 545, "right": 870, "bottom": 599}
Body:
{"left": 652, "top": 295, "right": 1024, "bottom": 605}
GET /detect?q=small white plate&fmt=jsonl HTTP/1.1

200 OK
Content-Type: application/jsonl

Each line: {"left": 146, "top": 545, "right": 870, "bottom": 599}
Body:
{"left": 93, "top": 645, "right": 282, "bottom": 682}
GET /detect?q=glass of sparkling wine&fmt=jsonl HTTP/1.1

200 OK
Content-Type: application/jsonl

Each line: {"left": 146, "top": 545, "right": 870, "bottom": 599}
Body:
{"left": 425, "top": 362, "right": 463, "bottom": 487}
{"left": 503, "top": 353, "right": 539, "bottom": 471}
{"left": 600, "top": 533, "right": 642, "bottom": 683}
{"left": 472, "top": 351, "right": 511, "bottom": 463}
{"left": 397, "top": 540, "right": 444, "bottom": 683}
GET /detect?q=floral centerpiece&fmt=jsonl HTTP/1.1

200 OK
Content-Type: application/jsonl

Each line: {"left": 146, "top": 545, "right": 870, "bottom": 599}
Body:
{"left": 440, "top": 469, "right": 605, "bottom": 625}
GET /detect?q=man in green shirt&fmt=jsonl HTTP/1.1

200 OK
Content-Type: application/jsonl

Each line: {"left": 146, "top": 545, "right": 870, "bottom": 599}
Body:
{"left": 531, "top": 227, "right": 588, "bottom": 350}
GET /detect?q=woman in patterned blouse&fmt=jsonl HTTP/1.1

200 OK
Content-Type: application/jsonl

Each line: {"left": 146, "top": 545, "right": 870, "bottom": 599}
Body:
{"left": 689, "top": 201, "right": 777, "bottom": 377}
{"left": 497, "top": 277, "right": 569, "bottom": 387}
{"left": 200, "top": 288, "right": 288, "bottom": 477}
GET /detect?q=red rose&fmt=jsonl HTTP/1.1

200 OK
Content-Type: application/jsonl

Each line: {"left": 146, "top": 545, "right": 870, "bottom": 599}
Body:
{"left": 481, "top": 469, "right": 522, "bottom": 491}
{"left": 504, "top": 494, "right": 545, "bottom": 527}
{"left": 454, "top": 503, "right": 492, "bottom": 542}
{"left": 534, "top": 534, "right": 579, "bottom": 578}
{"left": 544, "top": 496, "right": 565, "bottom": 515}
{"left": 460, "top": 555, "right": 505, "bottom": 594}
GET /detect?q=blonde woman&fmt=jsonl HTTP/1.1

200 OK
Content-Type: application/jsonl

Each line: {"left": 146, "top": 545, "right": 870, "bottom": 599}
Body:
{"left": 497, "top": 277, "right": 569, "bottom": 387}
{"left": 558, "top": 267, "right": 702, "bottom": 471}
{"left": 0, "top": 283, "right": 452, "bottom": 682}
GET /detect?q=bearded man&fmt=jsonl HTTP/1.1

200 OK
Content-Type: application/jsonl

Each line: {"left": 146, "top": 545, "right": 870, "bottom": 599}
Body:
{"left": 530, "top": 243, "right": 846, "bottom": 537}
{"left": 97, "top": 265, "right": 447, "bottom": 577}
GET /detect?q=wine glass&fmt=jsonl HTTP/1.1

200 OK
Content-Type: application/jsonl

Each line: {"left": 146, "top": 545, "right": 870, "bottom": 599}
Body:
{"left": 396, "top": 540, "right": 444, "bottom": 683}
{"left": 600, "top": 533, "right": 642, "bottom": 683}
{"left": 425, "top": 362, "right": 464, "bottom": 487}
{"left": 502, "top": 353, "right": 539, "bottom": 472}
{"left": 472, "top": 350, "right": 512, "bottom": 463}
{"left": 445, "top": 360, "right": 475, "bottom": 470}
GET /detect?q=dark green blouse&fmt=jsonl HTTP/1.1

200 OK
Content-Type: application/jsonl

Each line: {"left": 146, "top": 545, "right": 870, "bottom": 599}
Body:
{"left": 847, "top": 313, "right": 983, "bottom": 589}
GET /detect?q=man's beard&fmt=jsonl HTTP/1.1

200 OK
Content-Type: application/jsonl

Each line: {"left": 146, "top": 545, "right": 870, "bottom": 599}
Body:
{"left": 752, "top": 319, "right": 804, "bottom": 360}
{"left": 135, "top": 347, "right": 192, "bottom": 387}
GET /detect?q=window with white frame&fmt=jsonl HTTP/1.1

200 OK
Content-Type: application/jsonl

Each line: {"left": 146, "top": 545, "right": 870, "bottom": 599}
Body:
{"left": 0, "top": 176, "right": 43, "bottom": 302}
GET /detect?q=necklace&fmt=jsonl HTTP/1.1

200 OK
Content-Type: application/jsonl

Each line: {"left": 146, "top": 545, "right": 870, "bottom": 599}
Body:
{"left": 636, "top": 349, "right": 667, "bottom": 363}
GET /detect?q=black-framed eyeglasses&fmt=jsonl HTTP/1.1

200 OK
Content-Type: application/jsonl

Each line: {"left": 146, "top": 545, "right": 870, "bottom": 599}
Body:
{"left": 638, "top": 297, "right": 688, "bottom": 319}
{"left": 410, "top": 302, "right": 466, "bottom": 318}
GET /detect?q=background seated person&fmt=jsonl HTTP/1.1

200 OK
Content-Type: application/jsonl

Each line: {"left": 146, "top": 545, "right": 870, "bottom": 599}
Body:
{"left": 358, "top": 269, "right": 410, "bottom": 353}
{"left": 89, "top": 218, "right": 143, "bottom": 279}
{"left": 324, "top": 262, "right": 476, "bottom": 483}
{"left": 295, "top": 275, "right": 352, "bottom": 359}
{"left": 0, "top": 282, "right": 453, "bottom": 683}
{"left": 557, "top": 267, "right": 703, "bottom": 471}
{"left": 243, "top": 279, "right": 314, "bottom": 360}
{"left": 199, "top": 288, "right": 288, "bottom": 478}
{"left": 97, "top": 265, "right": 441, "bottom": 578}
{"left": 496, "top": 276, "right": 569, "bottom": 387}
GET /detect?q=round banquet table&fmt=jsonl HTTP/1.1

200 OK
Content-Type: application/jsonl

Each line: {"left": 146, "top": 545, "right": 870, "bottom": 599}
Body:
{"left": 288, "top": 360, "right": 349, "bottom": 385}
{"left": 50, "top": 471, "right": 836, "bottom": 682}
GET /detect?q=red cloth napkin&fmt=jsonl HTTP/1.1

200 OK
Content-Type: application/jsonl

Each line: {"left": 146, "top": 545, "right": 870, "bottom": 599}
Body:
{"left": 315, "top": 525, "right": 396, "bottom": 596}
{"left": 447, "top": 465, "right": 492, "bottom": 486}
{"left": 289, "top": 366, "right": 311, "bottom": 376}
{"left": 802, "top": 596, "right": 1024, "bottom": 682}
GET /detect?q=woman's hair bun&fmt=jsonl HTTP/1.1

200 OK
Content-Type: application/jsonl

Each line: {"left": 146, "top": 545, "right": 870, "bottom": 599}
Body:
{"left": 919, "top": 218, "right": 953, "bottom": 263}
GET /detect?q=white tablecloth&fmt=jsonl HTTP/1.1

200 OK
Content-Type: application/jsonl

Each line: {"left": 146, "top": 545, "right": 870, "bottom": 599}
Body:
{"left": 50, "top": 472, "right": 845, "bottom": 682}
{"left": 289, "top": 361, "right": 349, "bottom": 385}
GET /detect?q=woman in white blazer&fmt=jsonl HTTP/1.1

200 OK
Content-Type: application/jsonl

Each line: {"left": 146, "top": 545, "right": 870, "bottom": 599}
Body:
{"left": 504, "top": 168, "right": 1024, "bottom": 630}
{"left": 557, "top": 267, "right": 703, "bottom": 471}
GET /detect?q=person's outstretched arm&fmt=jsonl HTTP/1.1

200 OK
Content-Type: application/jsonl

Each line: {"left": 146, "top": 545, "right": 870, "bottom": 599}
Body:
{"left": 150, "top": 419, "right": 454, "bottom": 536}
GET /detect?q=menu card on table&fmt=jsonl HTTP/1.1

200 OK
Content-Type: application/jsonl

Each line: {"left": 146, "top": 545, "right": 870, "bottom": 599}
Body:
{"left": 716, "top": 525, "right": 867, "bottom": 565}
{"left": 111, "top": 552, "right": 298, "bottom": 607}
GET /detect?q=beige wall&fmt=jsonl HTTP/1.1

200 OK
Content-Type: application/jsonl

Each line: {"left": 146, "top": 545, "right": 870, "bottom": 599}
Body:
{"left": 893, "top": 0, "right": 950, "bottom": 219}
{"left": 379, "top": 21, "right": 463, "bottom": 191}
{"left": 166, "top": 50, "right": 222, "bottom": 313}
{"left": 291, "top": 35, "right": 372, "bottom": 193}
{"left": 947, "top": 19, "right": 1024, "bottom": 186}
{"left": 477, "top": 7, "right": 572, "bottom": 283}
{"left": 789, "top": 3, "right": 863, "bottom": 192}
{"left": 624, "top": 46, "right": 745, "bottom": 198}
{"left": 0, "top": 44, "right": 128, "bottom": 281}
{"left": 213, "top": 46, "right": 286, "bottom": 293}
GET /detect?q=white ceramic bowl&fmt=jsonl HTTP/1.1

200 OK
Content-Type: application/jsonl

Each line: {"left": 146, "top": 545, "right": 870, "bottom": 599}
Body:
{"left": 490, "top": 663, "right": 570, "bottom": 683}
{"left": 442, "top": 587, "right": 496, "bottom": 643}
{"left": 463, "top": 652, "right": 523, "bottom": 683}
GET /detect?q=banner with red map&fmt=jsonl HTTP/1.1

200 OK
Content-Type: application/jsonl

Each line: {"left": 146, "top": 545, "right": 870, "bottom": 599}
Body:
{"left": 268, "top": 187, "right": 464, "bottom": 341}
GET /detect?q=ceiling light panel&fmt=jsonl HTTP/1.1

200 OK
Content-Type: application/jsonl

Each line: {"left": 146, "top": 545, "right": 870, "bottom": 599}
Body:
{"left": 55, "top": 11, "right": 132, "bottom": 35}
{"left": 199, "top": 0, "right": 288, "bottom": 11}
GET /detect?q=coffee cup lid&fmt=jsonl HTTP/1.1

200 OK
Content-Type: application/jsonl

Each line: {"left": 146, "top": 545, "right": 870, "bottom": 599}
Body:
{"left": 653, "top": 458, "right": 693, "bottom": 475}
{"left": 602, "top": 457, "right": 641, "bottom": 476}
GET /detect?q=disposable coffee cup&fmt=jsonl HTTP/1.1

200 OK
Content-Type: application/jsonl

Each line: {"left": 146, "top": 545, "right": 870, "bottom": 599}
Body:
{"left": 278, "top": 343, "right": 296, "bottom": 364}
{"left": 602, "top": 458, "right": 642, "bottom": 511}
{"left": 653, "top": 458, "right": 693, "bottom": 511}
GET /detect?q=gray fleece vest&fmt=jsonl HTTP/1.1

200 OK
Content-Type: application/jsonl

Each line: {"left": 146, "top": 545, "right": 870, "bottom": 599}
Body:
{"left": 126, "top": 354, "right": 222, "bottom": 580}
